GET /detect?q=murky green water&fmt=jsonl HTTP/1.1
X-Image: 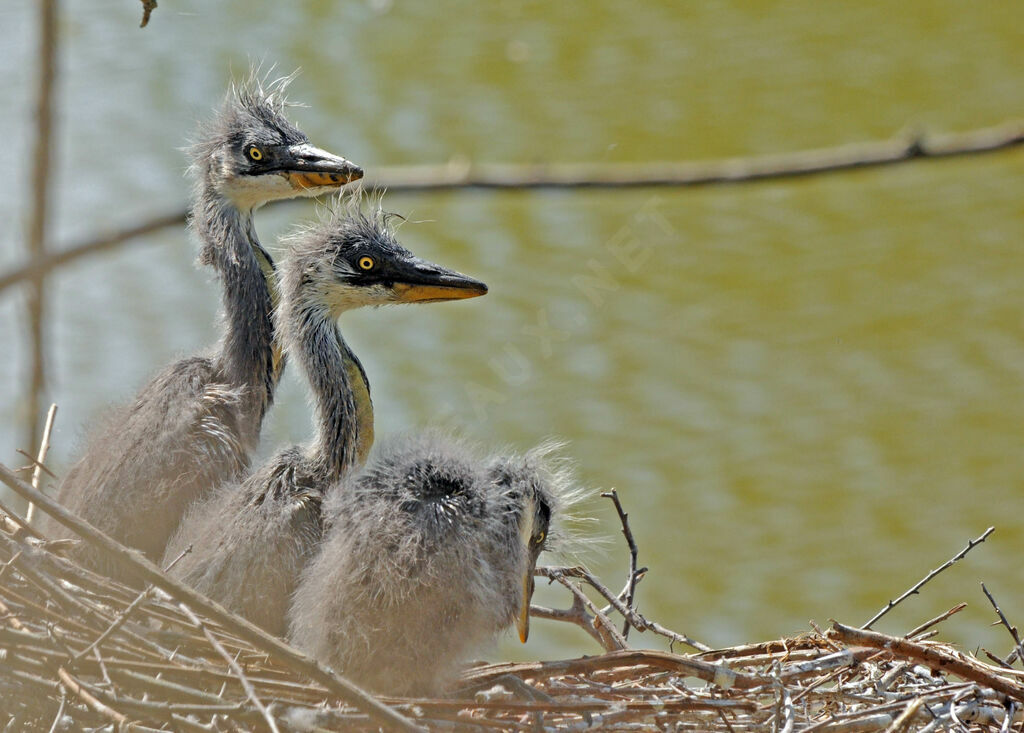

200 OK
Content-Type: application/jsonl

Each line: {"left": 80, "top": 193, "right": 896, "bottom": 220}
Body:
{"left": 2, "top": 1, "right": 1023, "bottom": 661}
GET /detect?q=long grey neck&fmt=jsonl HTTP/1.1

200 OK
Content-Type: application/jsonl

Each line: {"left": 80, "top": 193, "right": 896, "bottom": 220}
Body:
{"left": 194, "top": 187, "right": 277, "bottom": 439}
{"left": 284, "top": 299, "right": 365, "bottom": 480}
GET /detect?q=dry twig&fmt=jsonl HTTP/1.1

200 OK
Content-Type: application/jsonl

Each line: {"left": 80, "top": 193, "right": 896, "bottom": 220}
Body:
{"left": 862, "top": 526, "right": 994, "bottom": 629}
{"left": 981, "top": 583, "right": 1024, "bottom": 670}
{"left": 2, "top": 121, "right": 1022, "bottom": 298}
{"left": 25, "top": 403, "right": 57, "bottom": 526}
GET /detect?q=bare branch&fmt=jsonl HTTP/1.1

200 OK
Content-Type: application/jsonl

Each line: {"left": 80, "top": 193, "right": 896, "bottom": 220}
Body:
{"left": 601, "top": 489, "right": 640, "bottom": 639}
{"left": 57, "top": 667, "right": 133, "bottom": 729}
{"left": 179, "top": 603, "right": 279, "bottom": 733}
{"left": 862, "top": 527, "right": 994, "bottom": 629}
{"left": 0, "top": 210, "right": 184, "bottom": 296}
{"left": 22, "top": 0, "right": 59, "bottom": 455}
{"left": 981, "top": 583, "right": 1024, "bottom": 669}
{"left": 1, "top": 121, "right": 1021, "bottom": 297}
{"left": 139, "top": 0, "right": 156, "bottom": 27}
{"left": 530, "top": 595, "right": 606, "bottom": 649}
{"left": 830, "top": 621, "right": 1024, "bottom": 702}
{"left": 26, "top": 403, "right": 57, "bottom": 525}
{"left": 905, "top": 603, "right": 968, "bottom": 640}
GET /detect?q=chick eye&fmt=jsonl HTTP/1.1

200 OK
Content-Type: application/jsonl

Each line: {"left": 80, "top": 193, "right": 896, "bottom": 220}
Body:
{"left": 532, "top": 530, "right": 546, "bottom": 546}
{"left": 358, "top": 256, "right": 375, "bottom": 271}
{"left": 247, "top": 146, "right": 264, "bottom": 161}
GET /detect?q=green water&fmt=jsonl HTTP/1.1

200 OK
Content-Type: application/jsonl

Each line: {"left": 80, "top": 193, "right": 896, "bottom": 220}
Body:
{"left": 1, "top": 1, "right": 1023, "bottom": 661}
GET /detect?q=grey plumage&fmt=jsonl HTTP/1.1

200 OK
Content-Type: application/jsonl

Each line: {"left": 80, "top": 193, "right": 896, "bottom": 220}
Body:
{"left": 46, "top": 74, "right": 361, "bottom": 581}
{"left": 165, "top": 200, "right": 487, "bottom": 635}
{"left": 287, "top": 432, "right": 577, "bottom": 696}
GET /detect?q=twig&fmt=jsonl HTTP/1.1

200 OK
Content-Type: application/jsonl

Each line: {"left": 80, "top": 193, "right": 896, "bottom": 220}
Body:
{"left": 362, "top": 121, "right": 1024, "bottom": 191}
{"left": 0, "top": 496, "right": 45, "bottom": 541}
{"left": 22, "top": 0, "right": 58, "bottom": 455}
{"left": 882, "top": 698, "right": 924, "bottom": 733}
{"left": 0, "top": 461, "right": 425, "bottom": 733}
{"left": 2, "top": 121, "right": 1023, "bottom": 298}
{"left": 57, "top": 666, "right": 135, "bottom": 729}
{"left": 15, "top": 450, "right": 57, "bottom": 481}
{"left": 530, "top": 595, "right": 606, "bottom": 649}
{"left": 862, "top": 527, "right": 994, "bottom": 629}
{"left": 830, "top": 621, "right": 1024, "bottom": 702}
{"left": 45, "top": 688, "right": 66, "bottom": 733}
{"left": 73, "top": 585, "right": 154, "bottom": 662}
{"left": 539, "top": 564, "right": 711, "bottom": 652}
{"left": 178, "top": 603, "right": 279, "bottom": 733}
{"left": 981, "top": 583, "right": 1024, "bottom": 669}
{"left": 545, "top": 570, "right": 627, "bottom": 651}
{"left": 906, "top": 603, "right": 968, "bottom": 640}
{"left": 461, "top": 648, "right": 767, "bottom": 690}
{"left": 0, "top": 210, "right": 184, "bottom": 295}
{"left": 139, "top": 0, "right": 156, "bottom": 27}
{"left": 601, "top": 489, "right": 640, "bottom": 639}
{"left": 26, "top": 403, "right": 57, "bottom": 526}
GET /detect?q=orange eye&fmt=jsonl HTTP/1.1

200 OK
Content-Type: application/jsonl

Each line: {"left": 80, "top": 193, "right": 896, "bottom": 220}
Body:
{"left": 248, "top": 146, "right": 264, "bottom": 161}
{"left": 358, "top": 256, "right": 375, "bottom": 270}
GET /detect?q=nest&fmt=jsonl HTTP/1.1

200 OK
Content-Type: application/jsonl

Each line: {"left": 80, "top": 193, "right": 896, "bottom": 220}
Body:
{"left": 2, "top": 468, "right": 1024, "bottom": 732}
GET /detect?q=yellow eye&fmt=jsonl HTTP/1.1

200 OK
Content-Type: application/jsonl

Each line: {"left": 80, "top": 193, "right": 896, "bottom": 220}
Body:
{"left": 358, "top": 256, "right": 375, "bottom": 270}
{"left": 248, "top": 146, "right": 263, "bottom": 161}
{"left": 532, "top": 531, "right": 546, "bottom": 546}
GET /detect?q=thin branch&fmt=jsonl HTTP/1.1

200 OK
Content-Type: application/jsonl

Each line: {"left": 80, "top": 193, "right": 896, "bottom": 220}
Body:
{"left": 0, "top": 495, "right": 45, "bottom": 542}
{"left": 26, "top": 403, "right": 57, "bottom": 525}
{"left": 57, "top": 666, "right": 134, "bottom": 729}
{"left": 139, "top": 0, "right": 156, "bottom": 27}
{"left": 530, "top": 596, "right": 606, "bottom": 649}
{"left": 22, "top": 0, "right": 59, "bottom": 455}
{"left": 178, "top": 603, "right": 280, "bottom": 733}
{"left": 461, "top": 648, "right": 767, "bottom": 690}
{"left": 74, "top": 584, "right": 154, "bottom": 662}
{"left": 0, "top": 461, "right": 424, "bottom": 733}
{"left": 0, "top": 210, "right": 184, "bottom": 295}
{"left": 906, "top": 603, "right": 968, "bottom": 640}
{"left": 601, "top": 489, "right": 640, "bottom": 639}
{"left": 1, "top": 120, "right": 1022, "bottom": 297}
{"left": 862, "top": 526, "right": 994, "bottom": 629}
{"left": 539, "top": 564, "right": 711, "bottom": 652}
{"left": 545, "top": 569, "right": 626, "bottom": 651}
{"left": 981, "top": 583, "right": 1024, "bottom": 669}
{"left": 45, "top": 688, "right": 66, "bottom": 733}
{"left": 363, "top": 120, "right": 1024, "bottom": 191}
{"left": 830, "top": 621, "right": 1024, "bottom": 702}
{"left": 882, "top": 698, "right": 924, "bottom": 733}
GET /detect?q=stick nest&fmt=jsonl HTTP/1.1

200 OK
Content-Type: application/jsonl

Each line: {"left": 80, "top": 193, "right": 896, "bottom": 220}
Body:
{"left": 2, "top": 503, "right": 1023, "bottom": 732}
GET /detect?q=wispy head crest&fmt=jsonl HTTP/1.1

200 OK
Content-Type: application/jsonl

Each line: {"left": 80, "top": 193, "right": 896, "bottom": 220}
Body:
{"left": 521, "top": 439, "right": 602, "bottom": 562}
{"left": 279, "top": 187, "right": 402, "bottom": 259}
{"left": 229, "top": 64, "right": 302, "bottom": 117}
{"left": 187, "top": 65, "right": 307, "bottom": 191}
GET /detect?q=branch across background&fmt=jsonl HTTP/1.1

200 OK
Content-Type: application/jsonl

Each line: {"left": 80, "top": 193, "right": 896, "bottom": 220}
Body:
{"left": 0, "top": 119, "right": 1020, "bottom": 298}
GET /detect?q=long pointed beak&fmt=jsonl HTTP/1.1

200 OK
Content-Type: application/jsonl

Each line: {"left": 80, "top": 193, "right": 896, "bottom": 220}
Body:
{"left": 391, "top": 258, "right": 488, "bottom": 303}
{"left": 516, "top": 569, "right": 535, "bottom": 643}
{"left": 284, "top": 143, "right": 363, "bottom": 190}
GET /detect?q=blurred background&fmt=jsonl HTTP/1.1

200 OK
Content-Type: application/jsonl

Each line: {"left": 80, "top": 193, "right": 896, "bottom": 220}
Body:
{"left": 1, "top": 1, "right": 1023, "bottom": 662}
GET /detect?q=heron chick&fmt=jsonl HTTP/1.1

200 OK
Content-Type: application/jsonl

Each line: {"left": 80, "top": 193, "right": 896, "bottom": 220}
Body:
{"left": 287, "top": 432, "right": 579, "bottom": 696}
{"left": 48, "top": 73, "right": 361, "bottom": 580}
{"left": 165, "top": 198, "right": 487, "bottom": 635}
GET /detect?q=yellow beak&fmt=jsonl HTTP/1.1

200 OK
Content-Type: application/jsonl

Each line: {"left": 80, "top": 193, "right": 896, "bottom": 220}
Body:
{"left": 516, "top": 568, "right": 533, "bottom": 643}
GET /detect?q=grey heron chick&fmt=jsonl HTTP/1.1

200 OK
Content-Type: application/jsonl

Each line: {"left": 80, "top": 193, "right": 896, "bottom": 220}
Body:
{"left": 165, "top": 200, "right": 487, "bottom": 635}
{"left": 287, "top": 432, "right": 577, "bottom": 696}
{"left": 47, "top": 74, "right": 361, "bottom": 580}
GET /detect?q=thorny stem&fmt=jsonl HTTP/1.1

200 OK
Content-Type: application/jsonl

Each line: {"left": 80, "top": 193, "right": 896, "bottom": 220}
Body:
{"left": 601, "top": 489, "right": 641, "bottom": 640}
{"left": 862, "top": 526, "right": 994, "bottom": 630}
